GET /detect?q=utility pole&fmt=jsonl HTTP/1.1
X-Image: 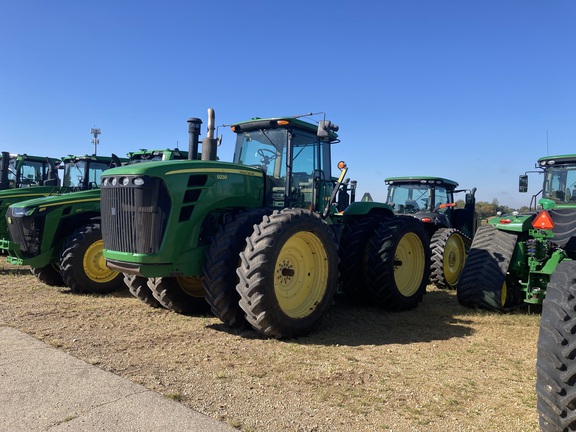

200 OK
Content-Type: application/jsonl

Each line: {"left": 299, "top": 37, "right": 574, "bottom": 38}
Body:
{"left": 90, "top": 127, "right": 101, "bottom": 156}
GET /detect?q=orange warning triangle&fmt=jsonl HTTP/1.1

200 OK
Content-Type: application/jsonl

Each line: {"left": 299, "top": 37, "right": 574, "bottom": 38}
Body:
{"left": 532, "top": 211, "right": 555, "bottom": 230}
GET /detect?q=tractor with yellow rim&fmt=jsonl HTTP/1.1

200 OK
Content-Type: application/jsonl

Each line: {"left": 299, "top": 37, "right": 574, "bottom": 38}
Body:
{"left": 382, "top": 176, "right": 479, "bottom": 291}
{"left": 98, "top": 110, "right": 432, "bottom": 338}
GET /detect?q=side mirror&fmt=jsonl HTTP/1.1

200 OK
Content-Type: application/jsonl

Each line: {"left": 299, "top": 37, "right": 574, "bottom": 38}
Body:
{"left": 317, "top": 120, "right": 339, "bottom": 139}
{"left": 519, "top": 175, "right": 528, "bottom": 193}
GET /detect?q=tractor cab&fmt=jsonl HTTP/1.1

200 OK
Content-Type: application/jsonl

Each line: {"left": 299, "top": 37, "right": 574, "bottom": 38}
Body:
{"left": 231, "top": 117, "right": 348, "bottom": 212}
{"left": 385, "top": 176, "right": 477, "bottom": 239}
{"left": 0, "top": 152, "right": 61, "bottom": 190}
{"left": 520, "top": 154, "right": 576, "bottom": 209}
{"left": 61, "top": 154, "right": 127, "bottom": 191}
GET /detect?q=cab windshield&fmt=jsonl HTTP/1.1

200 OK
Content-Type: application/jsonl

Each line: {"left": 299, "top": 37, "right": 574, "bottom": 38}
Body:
{"left": 233, "top": 125, "right": 333, "bottom": 209}
{"left": 543, "top": 165, "right": 576, "bottom": 203}
{"left": 63, "top": 160, "right": 111, "bottom": 189}
{"left": 387, "top": 184, "right": 432, "bottom": 213}
{"left": 386, "top": 183, "right": 452, "bottom": 213}
{"left": 9, "top": 159, "right": 49, "bottom": 187}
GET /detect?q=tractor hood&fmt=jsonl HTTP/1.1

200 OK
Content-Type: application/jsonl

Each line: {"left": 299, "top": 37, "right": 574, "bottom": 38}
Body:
{"left": 8, "top": 188, "right": 102, "bottom": 218}
{"left": 100, "top": 159, "right": 264, "bottom": 181}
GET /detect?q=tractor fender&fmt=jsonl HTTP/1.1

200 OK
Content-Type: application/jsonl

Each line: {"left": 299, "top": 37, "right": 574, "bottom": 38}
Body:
{"left": 341, "top": 201, "right": 395, "bottom": 218}
{"left": 487, "top": 213, "right": 536, "bottom": 233}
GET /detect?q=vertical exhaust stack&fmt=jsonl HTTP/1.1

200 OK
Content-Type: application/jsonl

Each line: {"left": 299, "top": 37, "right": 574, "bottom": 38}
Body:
{"left": 0, "top": 152, "right": 10, "bottom": 190}
{"left": 187, "top": 117, "right": 203, "bottom": 160}
{"left": 201, "top": 108, "right": 218, "bottom": 161}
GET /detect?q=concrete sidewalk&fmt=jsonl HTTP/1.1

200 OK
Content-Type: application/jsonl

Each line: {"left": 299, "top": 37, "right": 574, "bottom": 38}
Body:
{"left": 0, "top": 326, "right": 236, "bottom": 432}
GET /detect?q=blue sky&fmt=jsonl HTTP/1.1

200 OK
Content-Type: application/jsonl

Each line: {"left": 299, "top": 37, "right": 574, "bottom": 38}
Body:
{"left": 1, "top": 1, "right": 575, "bottom": 208}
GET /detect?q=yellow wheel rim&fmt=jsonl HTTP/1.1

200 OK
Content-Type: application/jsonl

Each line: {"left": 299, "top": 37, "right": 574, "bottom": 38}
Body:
{"left": 501, "top": 280, "right": 508, "bottom": 307}
{"left": 274, "top": 231, "right": 329, "bottom": 318}
{"left": 83, "top": 240, "right": 119, "bottom": 283}
{"left": 443, "top": 233, "right": 466, "bottom": 286}
{"left": 394, "top": 232, "right": 426, "bottom": 297}
{"left": 177, "top": 276, "right": 205, "bottom": 298}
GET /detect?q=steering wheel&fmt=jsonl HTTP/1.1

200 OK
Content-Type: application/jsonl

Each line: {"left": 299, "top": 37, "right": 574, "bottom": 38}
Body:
{"left": 257, "top": 148, "right": 277, "bottom": 161}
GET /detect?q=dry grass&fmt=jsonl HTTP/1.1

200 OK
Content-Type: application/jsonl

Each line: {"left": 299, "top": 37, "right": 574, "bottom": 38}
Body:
{"left": 0, "top": 259, "right": 540, "bottom": 431}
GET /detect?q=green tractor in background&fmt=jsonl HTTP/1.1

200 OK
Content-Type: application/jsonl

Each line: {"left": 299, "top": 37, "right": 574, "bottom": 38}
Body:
{"left": 457, "top": 153, "right": 576, "bottom": 312}
{"left": 0, "top": 152, "right": 60, "bottom": 190}
{"left": 99, "top": 109, "right": 431, "bottom": 338}
{"left": 383, "top": 176, "right": 479, "bottom": 290}
{"left": 5, "top": 148, "right": 188, "bottom": 293}
{"left": 0, "top": 153, "right": 123, "bottom": 252}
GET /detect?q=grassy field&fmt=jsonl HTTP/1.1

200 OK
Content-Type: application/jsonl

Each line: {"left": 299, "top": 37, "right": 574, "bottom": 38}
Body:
{"left": 0, "top": 260, "right": 540, "bottom": 431}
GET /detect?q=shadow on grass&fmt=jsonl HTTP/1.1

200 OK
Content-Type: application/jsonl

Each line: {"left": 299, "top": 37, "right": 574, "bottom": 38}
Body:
{"left": 0, "top": 267, "right": 32, "bottom": 276}
{"left": 206, "top": 289, "right": 478, "bottom": 346}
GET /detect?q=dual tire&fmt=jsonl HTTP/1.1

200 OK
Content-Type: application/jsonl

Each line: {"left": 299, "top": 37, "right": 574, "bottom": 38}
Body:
{"left": 339, "top": 216, "right": 431, "bottom": 310}
{"left": 120, "top": 208, "right": 432, "bottom": 339}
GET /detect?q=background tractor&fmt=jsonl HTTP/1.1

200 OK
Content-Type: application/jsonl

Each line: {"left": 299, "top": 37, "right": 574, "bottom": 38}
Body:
{"left": 458, "top": 153, "right": 576, "bottom": 312}
{"left": 383, "top": 176, "right": 479, "bottom": 290}
{"left": 5, "top": 148, "right": 188, "bottom": 292}
{"left": 0, "top": 152, "right": 60, "bottom": 190}
{"left": 0, "top": 153, "right": 123, "bottom": 252}
{"left": 99, "top": 109, "right": 431, "bottom": 339}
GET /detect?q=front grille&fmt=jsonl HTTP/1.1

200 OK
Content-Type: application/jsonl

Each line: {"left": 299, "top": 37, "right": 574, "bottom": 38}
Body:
{"left": 101, "top": 176, "right": 171, "bottom": 254}
{"left": 7, "top": 209, "right": 44, "bottom": 257}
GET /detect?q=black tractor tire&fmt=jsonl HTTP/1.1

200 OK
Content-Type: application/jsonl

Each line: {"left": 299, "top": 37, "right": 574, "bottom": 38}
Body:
{"left": 236, "top": 208, "right": 339, "bottom": 339}
{"left": 124, "top": 273, "right": 161, "bottom": 308}
{"left": 203, "top": 209, "right": 268, "bottom": 328}
{"left": 365, "top": 216, "right": 431, "bottom": 310}
{"left": 536, "top": 260, "right": 576, "bottom": 431}
{"left": 30, "top": 264, "right": 64, "bottom": 287}
{"left": 338, "top": 215, "right": 384, "bottom": 302}
{"left": 457, "top": 224, "right": 519, "bottom": 311}
{"left": 60, "top": 223, "right": 125, "bottom": 294}
{"left": 148, "top": 276, "right": 209, "bottom": 314}
{"left": 429, "top": 228, "right": 468, "bottom": 290}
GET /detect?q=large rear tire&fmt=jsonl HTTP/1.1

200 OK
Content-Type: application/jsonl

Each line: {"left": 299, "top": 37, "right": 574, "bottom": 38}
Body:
{"left": 457, "top": 224, "right": 519, "bottom": 311}
{"left": 236, "top": 208, "right": 338, "bottom": 339}
{"left": 365, "top": 217, "right": 430, "bottom": 310}
{"left": 203, "top": 209, "right": 267, "bottom": 328}
{"left": 536, "top": 259, "right": 576, "bottom": 431}
{"left": 148, "top": 276, "right": 209, "bottom": 314}
{"left": 30, "top": 264, "right": 64, "bottom": 287}
{"left": 338, "top": 216, "right": 383, "bottom": 302}
{"left": 60, "top": 223, "right": 124, "bottom": 294}
{"left": 429, "top": 228, "right": 468, "bottom": 290}
{"left": 124, "top": 274, "right": 161, "bottom": 308}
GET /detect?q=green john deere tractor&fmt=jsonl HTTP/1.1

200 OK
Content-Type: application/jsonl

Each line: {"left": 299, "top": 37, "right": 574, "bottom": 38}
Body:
{"left": 99, "top": 109, "right": 431, "bottom": 338}
{"left": 0, "top": 152, "right": 60, "bottom": 190}
{"left": 383, "top": 177, "right": 479, "bottom": 290}
{"left": 457, "top": 153, "right": 576, "bottom": 312}
{"left": 5, "top": 148, "right": 188, "bottom": 293}
{"left": 0, "top": 153, "right": 123, "bottom": 252}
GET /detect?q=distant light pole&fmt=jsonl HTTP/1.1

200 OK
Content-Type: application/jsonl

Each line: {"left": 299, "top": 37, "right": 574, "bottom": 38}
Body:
{"left": 90, "top": 127, "right": 101, "bottom": 155}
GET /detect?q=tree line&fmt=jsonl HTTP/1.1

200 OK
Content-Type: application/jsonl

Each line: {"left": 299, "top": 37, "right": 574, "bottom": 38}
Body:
{"left": 457, "top": 198, "right": 530, "bottom": 220}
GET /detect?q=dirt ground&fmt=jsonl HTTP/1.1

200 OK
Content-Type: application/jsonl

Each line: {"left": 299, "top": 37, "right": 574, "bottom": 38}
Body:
{"left": 0, "top": 260, "right": 540, "bottom": 432}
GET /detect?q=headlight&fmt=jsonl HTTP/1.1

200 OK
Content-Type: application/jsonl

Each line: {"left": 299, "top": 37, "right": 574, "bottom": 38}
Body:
{"left": 11, "top": 207, "right": 34, "bottom": 217}
{"left": 120, "top": 177, "right": 130, "bottom": 186}
{"left": 133, "top": 177, "right": 145, "bottom": 186}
